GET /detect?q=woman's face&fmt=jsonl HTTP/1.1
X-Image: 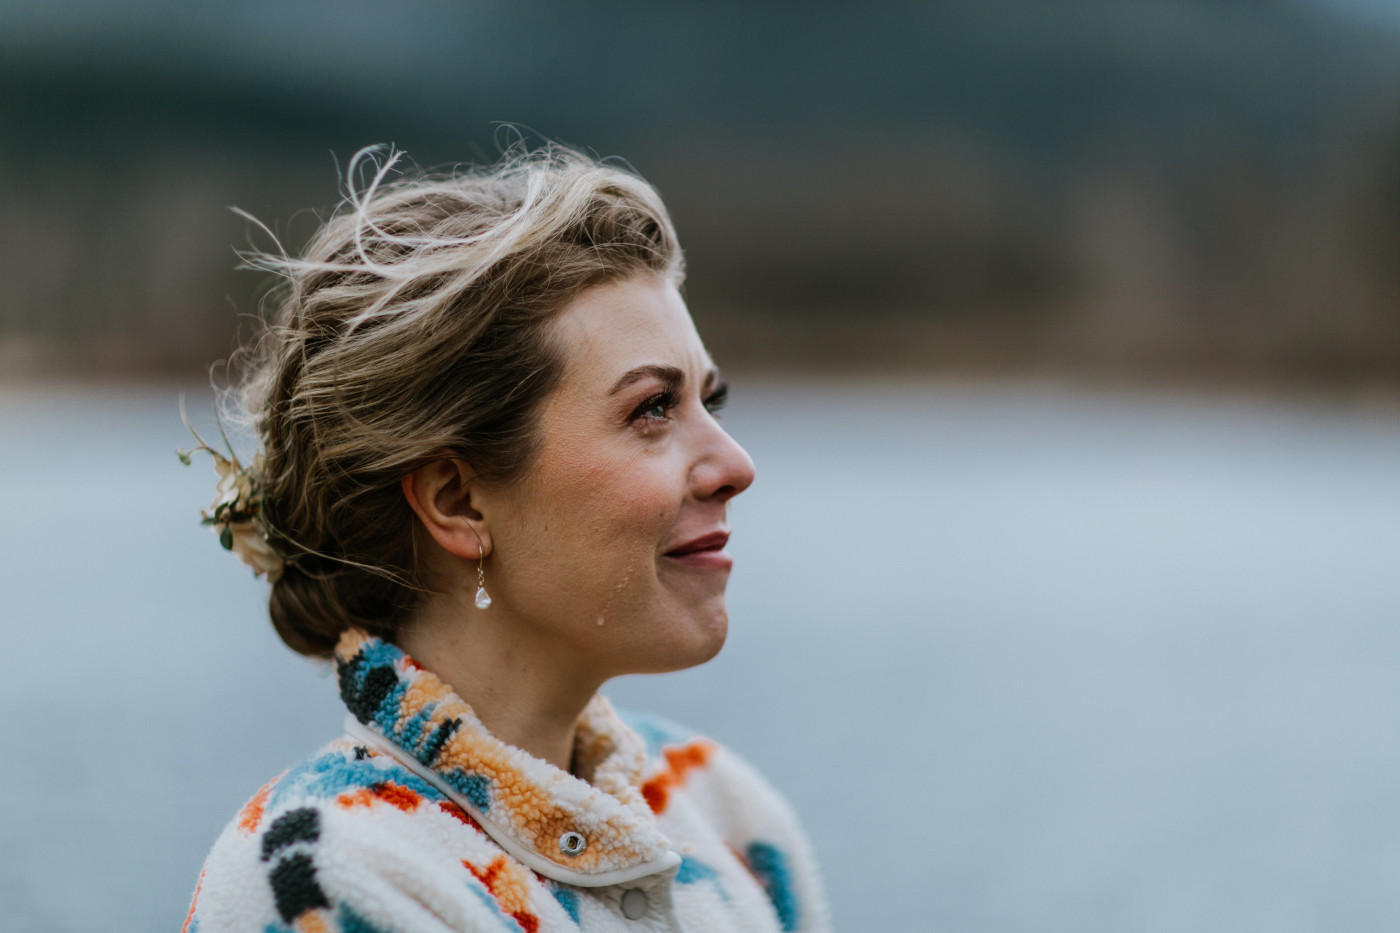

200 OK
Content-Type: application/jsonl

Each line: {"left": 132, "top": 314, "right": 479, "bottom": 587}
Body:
{"left": 481, "top": 273, "right": 755, "bottom": 680}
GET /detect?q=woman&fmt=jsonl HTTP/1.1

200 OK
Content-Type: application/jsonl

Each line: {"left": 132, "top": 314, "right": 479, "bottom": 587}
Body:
{"left": 182, "top": 146, "right": 830, "bottom": 933}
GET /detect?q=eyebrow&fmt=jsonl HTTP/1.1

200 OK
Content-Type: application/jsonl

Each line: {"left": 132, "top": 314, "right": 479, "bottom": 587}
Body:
{"left": 607, "top": 364, "right": 719, "bottom": 396}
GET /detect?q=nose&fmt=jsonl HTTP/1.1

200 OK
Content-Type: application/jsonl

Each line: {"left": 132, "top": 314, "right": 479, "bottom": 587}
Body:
{"left": 692, "top": 417, "right": 756, "bottom": 503}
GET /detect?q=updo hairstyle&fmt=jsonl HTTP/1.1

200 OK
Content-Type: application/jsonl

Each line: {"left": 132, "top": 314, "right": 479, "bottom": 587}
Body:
{"left": 228, "top": 146, "right": 683, "bottom": 657}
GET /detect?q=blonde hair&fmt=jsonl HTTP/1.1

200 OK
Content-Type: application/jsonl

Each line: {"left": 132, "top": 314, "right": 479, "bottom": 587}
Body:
{"left": 227, "top": 145, "right": 682, "bottom": 657}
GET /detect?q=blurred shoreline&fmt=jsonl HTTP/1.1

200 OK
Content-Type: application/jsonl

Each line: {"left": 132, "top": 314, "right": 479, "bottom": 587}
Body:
{"left": 6, "top": 4, "right": 1398, "bottom": 400}
{"left": 4, "top": 350, "right": 1397, "bottom": 415}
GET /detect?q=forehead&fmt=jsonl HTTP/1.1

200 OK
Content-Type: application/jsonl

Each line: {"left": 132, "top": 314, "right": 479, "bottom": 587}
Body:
{"left": 550, "top": 275, "right": 710, "bottom": 390}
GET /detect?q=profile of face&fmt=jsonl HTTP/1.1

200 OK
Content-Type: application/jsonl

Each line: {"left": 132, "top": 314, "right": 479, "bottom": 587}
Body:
{"left": 466, "top": 273, "right": 755, "bottom": 682}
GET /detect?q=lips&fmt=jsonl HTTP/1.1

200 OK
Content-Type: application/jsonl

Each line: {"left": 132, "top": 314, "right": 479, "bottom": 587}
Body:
{"left": 662, "top": 530, "right": 732, "bottom": 571}
{"left": 664, "top": 531, "right": 730, "bottom": 557}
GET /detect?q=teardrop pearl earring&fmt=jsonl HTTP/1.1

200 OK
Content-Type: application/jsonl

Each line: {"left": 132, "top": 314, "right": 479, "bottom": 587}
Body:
{"left": 474, "top": 554, "right": 492, "bottom": 610}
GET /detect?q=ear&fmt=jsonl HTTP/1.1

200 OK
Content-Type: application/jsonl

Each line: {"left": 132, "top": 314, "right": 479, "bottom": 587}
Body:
{"left": 401, "top": 459, "right": 490, "bottom": 561}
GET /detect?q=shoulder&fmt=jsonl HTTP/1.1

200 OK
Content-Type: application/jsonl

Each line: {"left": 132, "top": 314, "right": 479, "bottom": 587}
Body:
{"left": 186, "top": 740, "right": 552, "bottom": 933}
{"left": 617, "top": 709, "right": 832, "bottom": 933}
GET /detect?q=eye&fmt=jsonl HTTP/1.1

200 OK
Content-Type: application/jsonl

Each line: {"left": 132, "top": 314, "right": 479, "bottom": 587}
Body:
{"left": 631, "top": 388, "right": 679, "bottom": 425}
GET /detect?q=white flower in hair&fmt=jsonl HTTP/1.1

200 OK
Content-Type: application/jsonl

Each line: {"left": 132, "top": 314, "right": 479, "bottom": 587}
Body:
{"left": 177, "top": 397, "right": 285, "bottom": 581}
{"left": 211, "top": 454, "right": 252, "bottom": 514}
{"left": 225, "top": 516, "right": 284, "bottom": 580}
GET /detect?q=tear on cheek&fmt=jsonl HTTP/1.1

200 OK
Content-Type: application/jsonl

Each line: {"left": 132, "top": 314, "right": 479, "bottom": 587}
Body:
{"left": 592, "top": 560, "right": 637, "bottom": 628}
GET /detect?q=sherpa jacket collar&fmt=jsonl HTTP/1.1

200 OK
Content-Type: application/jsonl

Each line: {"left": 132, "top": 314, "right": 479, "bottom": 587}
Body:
{"left": 334, "top": 629, "right": 681, "bottom": 888}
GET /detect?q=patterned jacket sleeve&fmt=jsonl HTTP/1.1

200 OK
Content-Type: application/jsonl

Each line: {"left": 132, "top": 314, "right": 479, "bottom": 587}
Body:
{"left": 695, "top": 744, "right": 831, "bottom": 933}
{"left": 624, "top": 710, "right": 831, "bottom": 933}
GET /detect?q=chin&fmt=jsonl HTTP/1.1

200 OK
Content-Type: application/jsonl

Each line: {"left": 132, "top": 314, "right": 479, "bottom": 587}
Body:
{"left": 633, "top": 605, "right": 729, "bottom": 675}
{"left": 688, "top": 612, "right": 729, "bottom": 666}
{"left": 682, "top": 597, "right": 730, "bottom": 664}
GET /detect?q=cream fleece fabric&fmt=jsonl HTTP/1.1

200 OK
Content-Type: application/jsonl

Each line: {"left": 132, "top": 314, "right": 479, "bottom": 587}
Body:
{"left": 183, "top": 631, "right": 830, "bottom": 933}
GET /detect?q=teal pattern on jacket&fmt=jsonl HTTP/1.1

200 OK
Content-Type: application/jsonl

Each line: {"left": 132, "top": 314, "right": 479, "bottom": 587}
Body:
{"left": 184, "top": 630, "right": 829, "bottom": 933}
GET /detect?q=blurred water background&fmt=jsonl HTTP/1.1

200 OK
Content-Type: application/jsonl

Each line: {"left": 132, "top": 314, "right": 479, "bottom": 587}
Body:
{"left": 3, "top": 1, "right": 1400, "bottom": 930}
{"left": 2, "top": 381, "right": 1398, "bottom": 931}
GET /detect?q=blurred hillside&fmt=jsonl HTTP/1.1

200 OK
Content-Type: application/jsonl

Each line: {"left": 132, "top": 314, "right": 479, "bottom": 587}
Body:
{"left": 3, "top": 0, "right": 1398, "bottom": 384}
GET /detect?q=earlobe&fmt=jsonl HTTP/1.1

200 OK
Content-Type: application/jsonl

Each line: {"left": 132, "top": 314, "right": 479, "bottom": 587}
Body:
{"left": 401, "top": 460, "right": 490, "bottom": 561}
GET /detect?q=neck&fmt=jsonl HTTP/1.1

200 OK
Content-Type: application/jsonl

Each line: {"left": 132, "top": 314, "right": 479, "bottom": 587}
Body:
{"left": 399, "top": 588, "right": 602, "bottom": 773}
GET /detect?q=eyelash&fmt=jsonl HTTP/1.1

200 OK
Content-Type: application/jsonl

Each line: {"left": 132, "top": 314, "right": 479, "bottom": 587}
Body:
{"left": 705, "top": 383, "right": 729, "bottom": 415}
{"left": 631, "top": 382, "right": 729, "bottom": 425}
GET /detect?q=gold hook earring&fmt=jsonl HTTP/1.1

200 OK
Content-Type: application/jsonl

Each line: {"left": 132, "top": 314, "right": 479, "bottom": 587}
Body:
{"left": 472, "top": 533, "right": 492, "bottom": 610}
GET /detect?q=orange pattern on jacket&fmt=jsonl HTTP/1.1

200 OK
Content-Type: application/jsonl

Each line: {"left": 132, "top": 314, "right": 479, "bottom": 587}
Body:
{"left": 463, "top": 855, "right": 541, "bottom": 933}
{"left": 642, "top": 740, "right": 715, "bottom": 814}
{"left": 181, "top": 868, "right": 204, "bottom": 933}
{"left": 237, "top": 779, "right": 276, "bottom": 834}
{"left": 336, "top": 781, "right": 424, "bottom": 813}
{"left": 293, "top": 911, "right": 331, "bottom": 933}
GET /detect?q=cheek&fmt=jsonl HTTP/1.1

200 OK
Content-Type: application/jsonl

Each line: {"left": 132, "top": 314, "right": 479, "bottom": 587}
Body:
{"left": 507, "top": 447, "right": 727, "bottom": 673}
{"left": 524, "top": 449, "right": 680, "bottom": 579}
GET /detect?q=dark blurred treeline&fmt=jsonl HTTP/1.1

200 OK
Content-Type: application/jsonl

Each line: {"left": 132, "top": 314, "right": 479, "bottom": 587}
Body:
{"left": 3, "top": 0, "right": 1398, "bottom": 385}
